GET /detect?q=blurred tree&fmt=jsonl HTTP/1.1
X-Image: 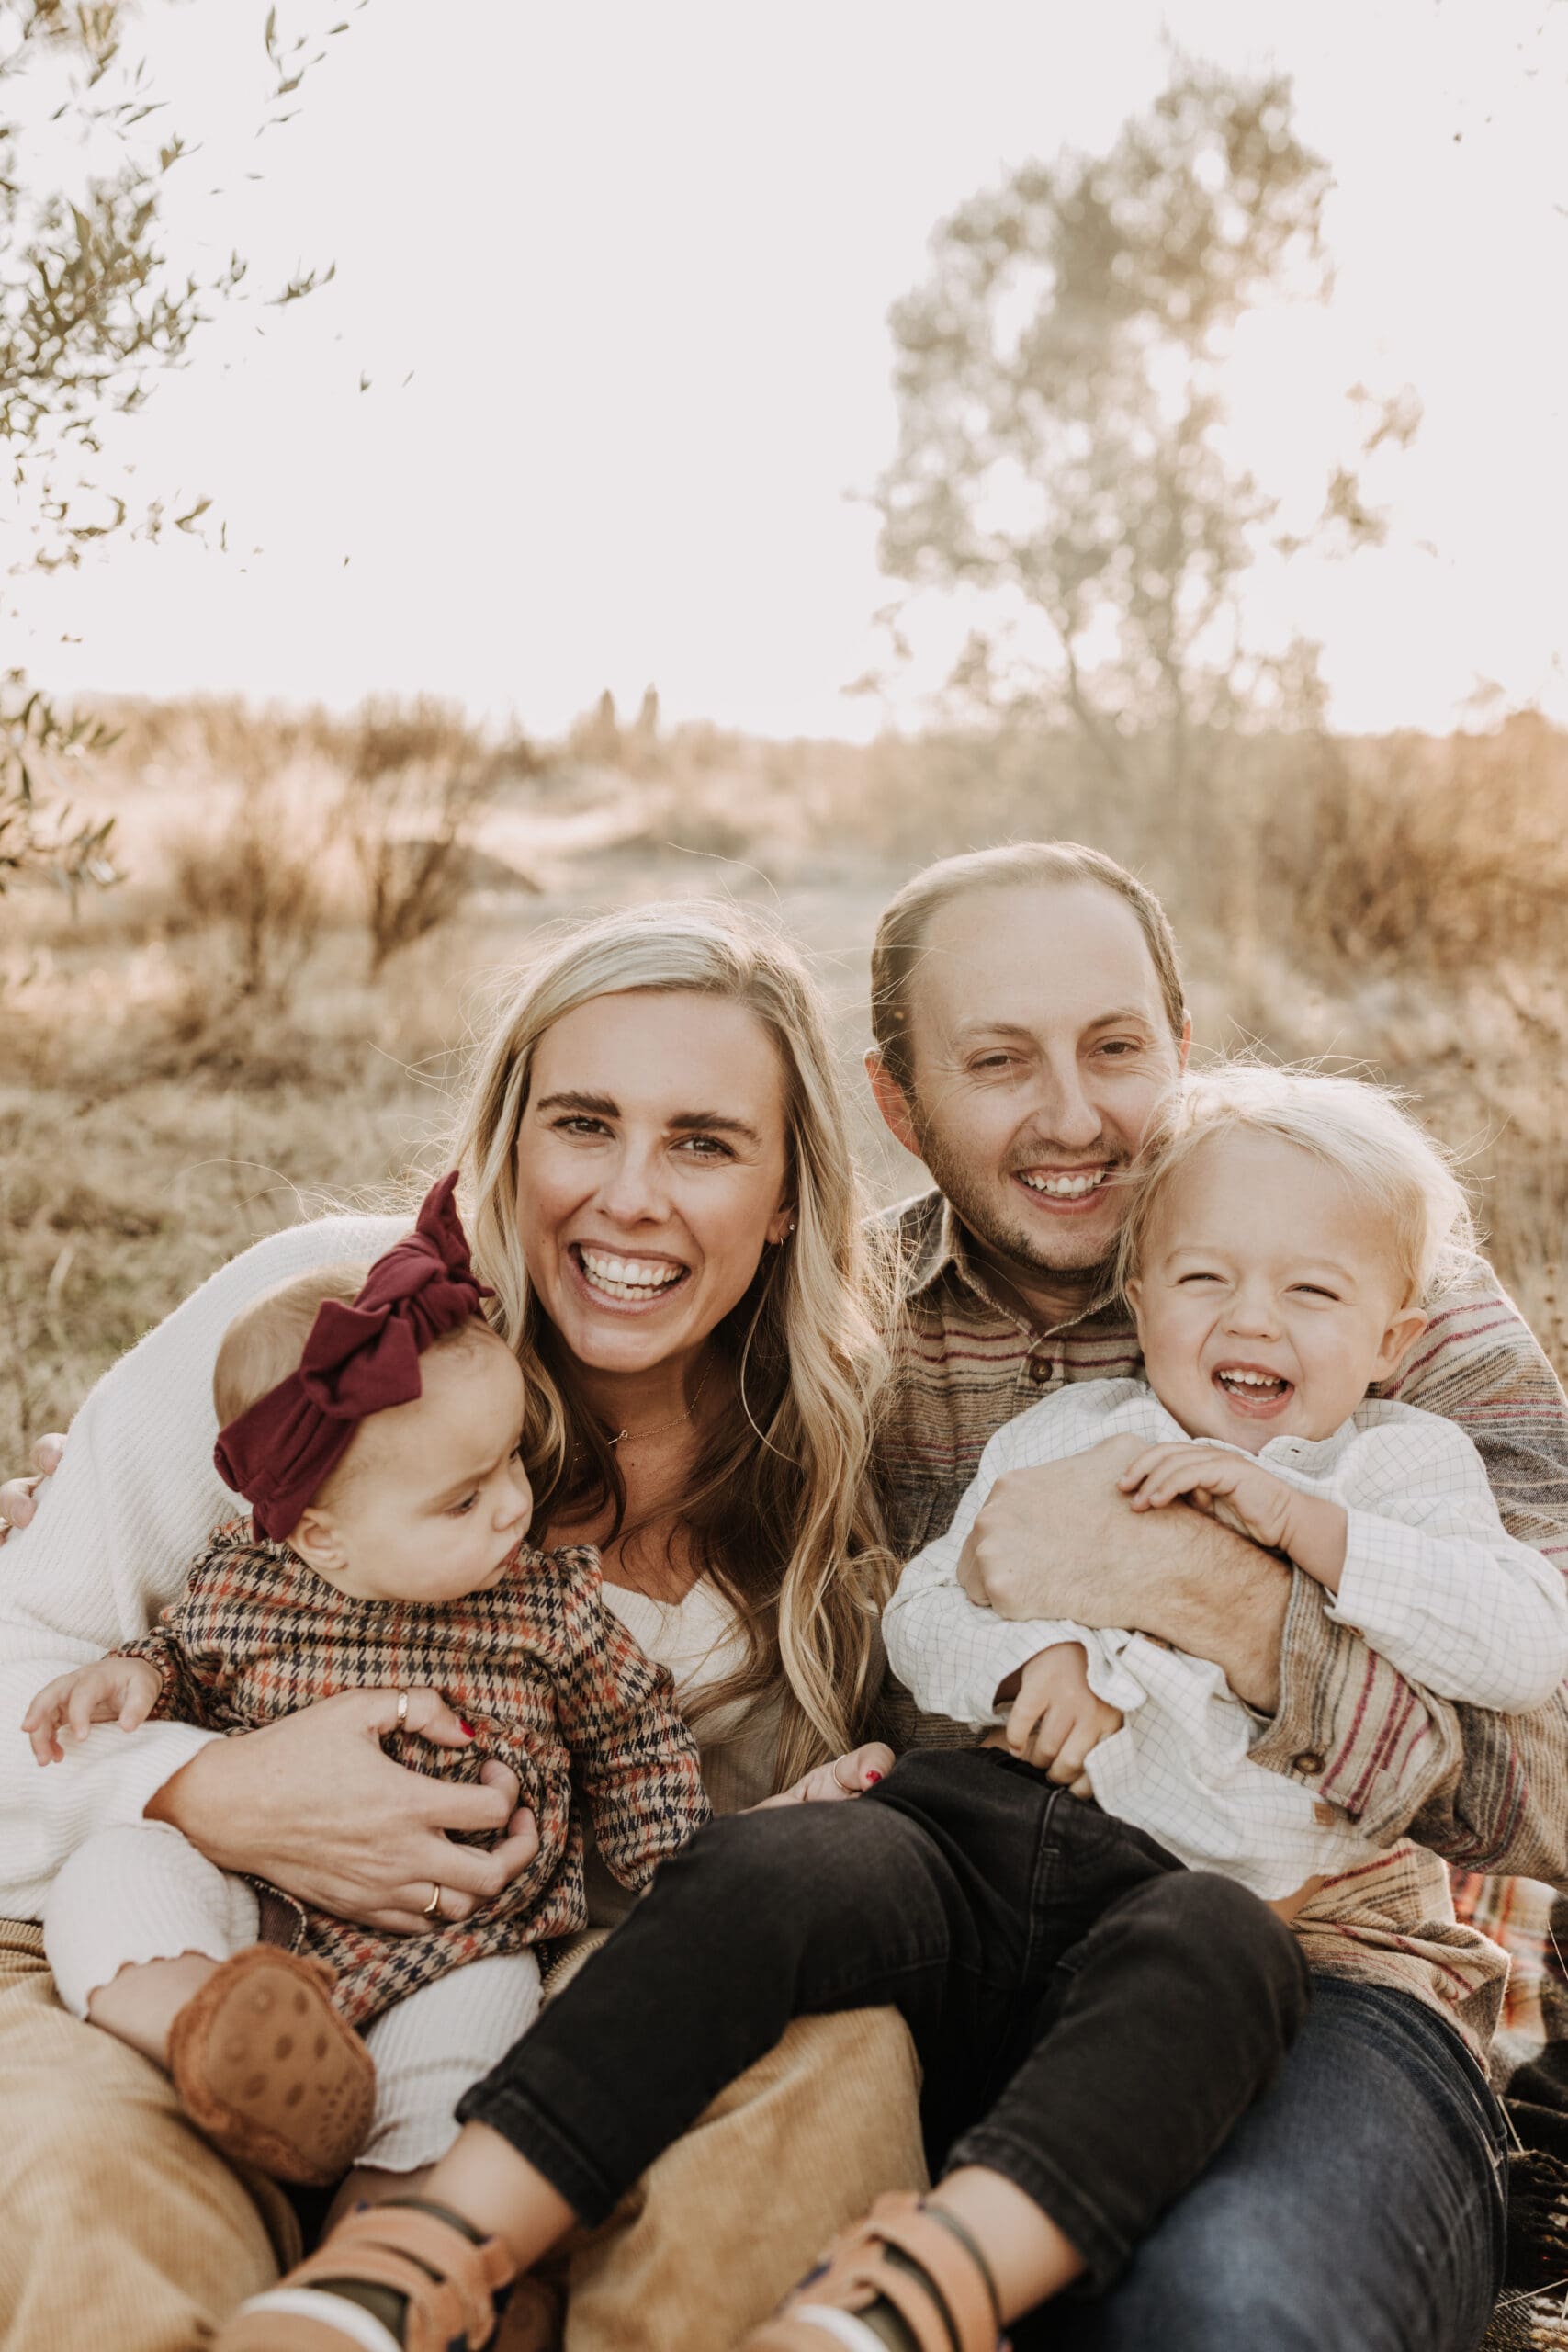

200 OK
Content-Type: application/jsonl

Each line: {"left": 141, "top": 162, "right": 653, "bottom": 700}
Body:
{"left": 569, "top": 687, "right": 623, "bottom": 767}
{"left": 874, "top": 62, "right": 1413, "bottom": 812}
{"left": 0, "top": 0, "right": 348, "bottom": 895}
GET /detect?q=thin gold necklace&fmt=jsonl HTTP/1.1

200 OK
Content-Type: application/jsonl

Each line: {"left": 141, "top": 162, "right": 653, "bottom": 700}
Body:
{"left": 605, "top": 1361, "right": 714, "bottom": 1450}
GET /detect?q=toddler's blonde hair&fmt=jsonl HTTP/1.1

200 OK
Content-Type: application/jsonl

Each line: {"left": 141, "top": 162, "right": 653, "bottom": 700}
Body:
{"left": 1117, "top": 1064, "right": 1476, "bottom": 1310}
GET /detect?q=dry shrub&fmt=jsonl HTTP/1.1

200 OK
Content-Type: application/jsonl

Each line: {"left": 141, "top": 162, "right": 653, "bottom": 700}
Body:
{"left": 327, "top": 697, "right": 535, "bottom": 975}
{"left": 165, "top": 757, "right": 334, "bottom": 1005}
{"left": 1260, "top": 714, "right": 1568, "bottom": 977}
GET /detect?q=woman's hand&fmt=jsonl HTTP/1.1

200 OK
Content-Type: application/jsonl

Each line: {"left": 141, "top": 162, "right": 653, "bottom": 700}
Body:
{"left": 145, "top": 1687, "right": 541, "bottom": 1932}
{"left": 757, "top": 1740, "right": 896, "bottom": 1808}
{"left": 23, "top": 1655, "right": 163, "bottom": 1765}
{"left": 0, "top": 1432, "right": 65, "bottom": 1545}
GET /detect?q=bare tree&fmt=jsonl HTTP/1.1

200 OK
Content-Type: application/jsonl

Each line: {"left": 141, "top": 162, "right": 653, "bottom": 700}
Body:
{"left": 0, "top": 0, "right": 351, "bottom": 892}
{"left": 875, "top": 62, "right": 1415, "bottom": 813}
{"left": 333, "top": 697, "right": 534, "bottom": 977}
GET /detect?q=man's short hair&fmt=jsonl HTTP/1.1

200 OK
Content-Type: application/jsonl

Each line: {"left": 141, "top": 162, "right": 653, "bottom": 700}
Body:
{"left": 870, "top": 842, "right": 1188, "bottom": 1091}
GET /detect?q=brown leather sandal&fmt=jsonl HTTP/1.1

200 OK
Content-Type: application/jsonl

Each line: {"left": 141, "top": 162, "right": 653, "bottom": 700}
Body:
{"left": 742, "top": 2192, "right": 1006, "bottom": 2352}
{"left": 167, "top": 1944, "right": 375, "bottom": 2187}
{"left": 213, "top": 2199, "right": 519, "bottom": 2352}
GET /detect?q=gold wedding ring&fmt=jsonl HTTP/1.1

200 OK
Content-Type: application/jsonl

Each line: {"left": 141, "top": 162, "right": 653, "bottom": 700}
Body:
{"left": 830, "top": 1757, "right": 856, "bottom": 1793}
{"left": 423, "top": 1883, "right": 442, "bottom": 1918}
{"left": 395, "top": 1690, "right": 409, "bottom": 1730}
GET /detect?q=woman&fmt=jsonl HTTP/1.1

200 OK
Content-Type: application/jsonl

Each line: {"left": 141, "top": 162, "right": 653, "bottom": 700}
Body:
{"left": 0, "top": 900, "right": 926, "bottom": 2352}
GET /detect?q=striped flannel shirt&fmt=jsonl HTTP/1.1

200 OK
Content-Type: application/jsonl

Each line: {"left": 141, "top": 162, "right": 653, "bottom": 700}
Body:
{"left": 123, "top": 1522, "right": 710, "bottom": 2029}
{"left": 874, "top": 1191, "right": 1568, "bottom": 2070}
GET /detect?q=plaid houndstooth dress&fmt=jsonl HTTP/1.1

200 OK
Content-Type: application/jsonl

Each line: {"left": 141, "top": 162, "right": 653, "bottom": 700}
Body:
{"left": 123, "top": 1521, "right": 711, "bottom": 2027}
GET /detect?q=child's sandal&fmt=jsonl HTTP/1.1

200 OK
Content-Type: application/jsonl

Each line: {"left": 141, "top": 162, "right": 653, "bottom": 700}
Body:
{"left": 741, "top": 2191, "right": 1006, "bottom": 2352}
{"left": 213, "top": 2199, "right": 518, "bottom": 2351}
{"left": 167, "top": 1944, "right": 375, "bottom": 2188}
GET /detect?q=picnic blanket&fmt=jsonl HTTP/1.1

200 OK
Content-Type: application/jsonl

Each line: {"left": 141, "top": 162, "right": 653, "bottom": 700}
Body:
{"left": 1458, "top": 1872, "right": 1568, "bottom": 2346}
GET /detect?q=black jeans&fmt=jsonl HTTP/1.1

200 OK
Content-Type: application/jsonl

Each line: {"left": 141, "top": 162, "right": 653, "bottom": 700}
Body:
{"left": 458, "top": 1747, "right": 1311, "bottom": 2289}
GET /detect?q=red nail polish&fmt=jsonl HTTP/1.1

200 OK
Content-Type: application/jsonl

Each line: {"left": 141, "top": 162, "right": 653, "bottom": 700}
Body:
{"left": 864, "top": 1770, "right": 883, "bottom": 1784}
{"left": 459, "top": 1717, "right": 476, "bottom": 1738}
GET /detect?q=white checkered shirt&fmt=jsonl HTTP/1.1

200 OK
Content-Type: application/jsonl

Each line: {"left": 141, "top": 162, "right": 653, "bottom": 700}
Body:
{"left": 882, "top": 1378, "right": 1568, "bottom": 1899}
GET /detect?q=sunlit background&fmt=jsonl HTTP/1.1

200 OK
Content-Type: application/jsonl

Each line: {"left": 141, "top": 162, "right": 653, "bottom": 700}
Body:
{"left": 14, "top": 0, "right": 1568, "bottom": 739}
{"left": 4, "top": 0, "right": 1566, "bottom": 1492}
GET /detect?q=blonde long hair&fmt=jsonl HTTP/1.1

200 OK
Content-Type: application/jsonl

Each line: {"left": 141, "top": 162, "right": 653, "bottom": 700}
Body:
{"left": 448, "top": 900, "right": 893, "bottom": 1786}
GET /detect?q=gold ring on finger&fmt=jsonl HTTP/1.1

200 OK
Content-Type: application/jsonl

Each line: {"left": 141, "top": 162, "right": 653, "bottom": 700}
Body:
{"left": 423, "top": 1883, "right": 442, "bottom": 1918}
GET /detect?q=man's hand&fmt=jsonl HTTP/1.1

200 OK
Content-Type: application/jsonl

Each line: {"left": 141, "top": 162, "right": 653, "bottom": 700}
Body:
{"left": 145, "top": 1687, "right": 541, "bottom": 1932}
{"left": 957, "top": 1435, "right": 1148, "bottom": 1620}
{"left": 957, "top": 1436, "right": 1293, "bottom": 1713}
{"left": 759, "top": 1741, "right": 896, "bottom": 1808}
{"left": 23, "top": 1655, "right": 162, "bottom": 1765}
{"left": 992, "top": 1644, "right": 1122, "bottom": 1793}
{"left": 0, "top": 1432, "right": 64, "bottom": 1547}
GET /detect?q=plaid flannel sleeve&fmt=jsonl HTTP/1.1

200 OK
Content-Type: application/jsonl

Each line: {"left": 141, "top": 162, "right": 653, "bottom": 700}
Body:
{"left": 551, "top": 1555, "right": 711, "bottom": 1887}
{"left": 1249, "top": 1265, "right": 1568, "bottom": 1879}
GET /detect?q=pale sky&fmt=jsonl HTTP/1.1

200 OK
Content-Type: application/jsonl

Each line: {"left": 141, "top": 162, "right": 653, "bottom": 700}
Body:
{"left": 12, "top": 0, "right": 1568, "bottom": 741}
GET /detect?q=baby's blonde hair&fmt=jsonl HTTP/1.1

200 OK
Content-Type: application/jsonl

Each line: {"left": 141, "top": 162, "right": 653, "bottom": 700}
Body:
{"left": 213, "top": 1263, "right": 498, "bottom": 1453}
{"left": 213, "top": 1265, "right": 368, "bottom": 1430}
{"left": 1117, "top": 1063, "right": 1476, "bottom": 1310}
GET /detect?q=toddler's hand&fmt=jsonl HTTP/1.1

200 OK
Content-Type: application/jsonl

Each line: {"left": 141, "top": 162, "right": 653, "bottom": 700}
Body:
{"left": 757, "top": 1741, "right": 896, "bottom": 1809}
{"left": 22, "top": 1656, "right": 163, "bottom": 1766}
{"left": 997, "top": 1643, "right": 1122, "bottom": 1794}
{"left": 1118, "top": 1441, "right": 1295, "bottom": 1552}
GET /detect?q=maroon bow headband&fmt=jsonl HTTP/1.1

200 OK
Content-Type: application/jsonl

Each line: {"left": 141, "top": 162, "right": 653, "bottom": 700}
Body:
{"left": 214, "top": 1172, "right": 494, "bottom": 1540}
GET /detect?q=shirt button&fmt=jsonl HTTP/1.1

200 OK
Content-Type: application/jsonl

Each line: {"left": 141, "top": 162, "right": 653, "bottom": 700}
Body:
{"left": 1292, "top": 1749, "right": 1325, "bottom": 1776}
{"left": 1028, "top": 1358, "right": 1052, "bottom": 1385}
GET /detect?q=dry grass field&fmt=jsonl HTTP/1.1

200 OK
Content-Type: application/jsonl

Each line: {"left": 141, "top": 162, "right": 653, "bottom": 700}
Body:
{"left": 3, "top": 695, "right": 1566, "bottom": 1464}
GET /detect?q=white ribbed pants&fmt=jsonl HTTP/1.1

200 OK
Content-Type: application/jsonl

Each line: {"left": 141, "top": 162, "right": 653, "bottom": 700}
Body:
{"left": 44, "top": 1821, "right": 542, "bottom": 2170}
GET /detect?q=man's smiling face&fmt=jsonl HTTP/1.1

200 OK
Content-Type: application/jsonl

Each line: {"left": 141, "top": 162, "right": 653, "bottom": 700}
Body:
{"left": 874, "top": 879, "right": 1188, "bottom": 1316}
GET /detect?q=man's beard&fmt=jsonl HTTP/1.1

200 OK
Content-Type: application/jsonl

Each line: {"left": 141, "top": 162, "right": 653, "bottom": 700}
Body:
{"left": 915, "top": 1116, "right": 1124, "bottom": 1289}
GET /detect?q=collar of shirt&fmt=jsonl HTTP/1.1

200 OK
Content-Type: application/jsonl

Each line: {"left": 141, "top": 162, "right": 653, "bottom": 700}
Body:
{"left": 891, "top": 1187, "right": 1130, "bottom": 1343}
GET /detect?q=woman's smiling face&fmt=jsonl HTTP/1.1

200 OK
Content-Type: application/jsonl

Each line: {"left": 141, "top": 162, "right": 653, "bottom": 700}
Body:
{"left": 513, "top": 989, "right": 795, "bottom": 1375}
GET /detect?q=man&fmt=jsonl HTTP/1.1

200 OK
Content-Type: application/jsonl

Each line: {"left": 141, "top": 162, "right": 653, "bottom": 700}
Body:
{"left": 864, "top": 839, "right": 1568, "bottom": 2349}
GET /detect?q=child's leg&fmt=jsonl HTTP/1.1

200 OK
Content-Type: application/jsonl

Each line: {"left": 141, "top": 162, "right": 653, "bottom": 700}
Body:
{"left": 730, "top": 1866, "right": 1309, "bottom": 2352}
{"left": 442, "top": 1789, "right": 981, "bottom": 2252}
{"left": 45, "top": 1820, "right": 375, "bottom": 2188}
{"left": 44, "top": 1820, "right": 259, "bottom": 2063}
{"left": 329, "top": 1952, "right": 545, "bottom": 2225}
{"left": 211, "top": 1782, "right": 998, "bottom": 2349}
{"left": 942, "top": 1866, "right": 1310, "bottom": 2298}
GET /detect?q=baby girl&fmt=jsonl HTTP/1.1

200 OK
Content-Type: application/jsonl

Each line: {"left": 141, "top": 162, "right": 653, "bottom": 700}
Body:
{"left": 22, "top": 1175, "right": 707, "bottom": 2191}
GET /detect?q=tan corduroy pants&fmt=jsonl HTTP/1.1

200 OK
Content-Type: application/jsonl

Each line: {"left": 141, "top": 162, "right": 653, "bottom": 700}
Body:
{"left": 0, "top": 1919, "right": 926, "bottom": 2352}
{"left": 0, "top": 1920, "right": 298, "bottom": 2352}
